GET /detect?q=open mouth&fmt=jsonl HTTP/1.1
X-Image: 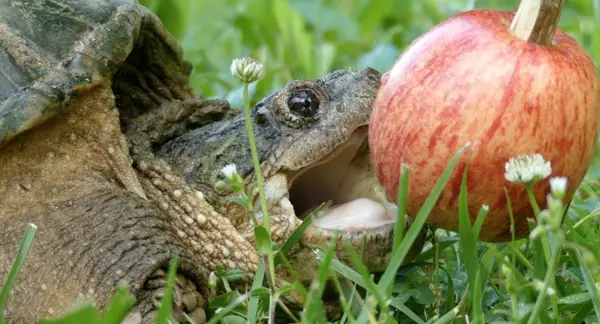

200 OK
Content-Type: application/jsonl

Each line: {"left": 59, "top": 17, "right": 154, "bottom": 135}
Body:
{"left": 286, "top": 126, "right": 398, "bottom": 232}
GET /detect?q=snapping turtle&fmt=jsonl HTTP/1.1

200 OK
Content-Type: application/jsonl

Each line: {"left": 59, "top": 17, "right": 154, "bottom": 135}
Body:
{"left": 0, "top": 0, "right": 424, "bottom": 323}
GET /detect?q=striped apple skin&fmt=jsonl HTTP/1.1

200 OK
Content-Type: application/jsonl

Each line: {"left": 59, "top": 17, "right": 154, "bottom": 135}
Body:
{"left": 369, "top": 9, "right": 599, "bottom": 242}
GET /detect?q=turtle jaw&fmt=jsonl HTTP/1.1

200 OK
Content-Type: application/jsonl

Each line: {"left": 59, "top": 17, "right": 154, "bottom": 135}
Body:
{"left": 256, "top": 126, "right": 416, "bottom": 274}
{"left": 286, "top": 126, "right": 399, "bottom": 234}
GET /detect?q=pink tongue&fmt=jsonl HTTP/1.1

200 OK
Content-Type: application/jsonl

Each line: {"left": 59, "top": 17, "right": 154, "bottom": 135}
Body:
{"left": 315, "top": 198, "right": 397, "bottom": 231}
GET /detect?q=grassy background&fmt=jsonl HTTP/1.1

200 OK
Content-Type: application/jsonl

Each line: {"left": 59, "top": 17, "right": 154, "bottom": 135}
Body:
{"left": 140, "top": 0, "right": 599, "bottom": 109}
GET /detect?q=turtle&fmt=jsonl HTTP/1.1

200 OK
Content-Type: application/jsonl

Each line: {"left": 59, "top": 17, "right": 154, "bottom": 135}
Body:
{"left": 0, "top": 0, "right": 425, "bottom": 323}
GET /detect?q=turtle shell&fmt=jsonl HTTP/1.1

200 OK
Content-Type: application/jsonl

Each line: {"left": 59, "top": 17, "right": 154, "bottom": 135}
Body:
{"left": 0, "top": 0, "right": 190, "bottom": 148}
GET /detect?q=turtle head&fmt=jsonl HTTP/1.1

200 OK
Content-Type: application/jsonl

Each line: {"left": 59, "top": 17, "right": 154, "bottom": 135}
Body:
{"left": 155, "top": 67, "right": 425, "bottom": 288}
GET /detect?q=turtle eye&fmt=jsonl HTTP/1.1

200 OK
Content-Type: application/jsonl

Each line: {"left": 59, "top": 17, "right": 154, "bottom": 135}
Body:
{"left": 286, "top": 89, "right": 320, "bottom": 118}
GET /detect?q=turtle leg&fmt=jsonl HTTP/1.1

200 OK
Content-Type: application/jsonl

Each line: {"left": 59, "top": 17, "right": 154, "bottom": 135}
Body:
{"left": 0, "top": 84, "right": 257, "bottom": 323}
{"left": 1, "top": 186, "right": 210, "bottom": 324}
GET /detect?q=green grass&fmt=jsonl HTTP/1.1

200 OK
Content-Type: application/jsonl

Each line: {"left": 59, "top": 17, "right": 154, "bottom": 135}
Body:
{"left": 0, "top": 224, "right": 36, "bottom": 324}
{"left": 2, "top": 0, "right": 600, "bottom": 323}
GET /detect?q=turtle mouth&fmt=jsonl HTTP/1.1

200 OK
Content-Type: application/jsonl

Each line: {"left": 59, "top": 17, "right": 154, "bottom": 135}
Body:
{"left": 286, "top": 126, "right": 398, "bottom": 232}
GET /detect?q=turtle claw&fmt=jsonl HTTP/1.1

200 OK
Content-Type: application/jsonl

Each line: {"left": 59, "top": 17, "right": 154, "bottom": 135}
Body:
{"left": 147, "top": 270, "right": 207, "bottom": 324}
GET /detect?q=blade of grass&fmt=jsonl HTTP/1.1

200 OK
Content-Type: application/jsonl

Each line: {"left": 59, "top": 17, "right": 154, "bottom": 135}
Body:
{"left": 472, "top": 205, "right": 489, "bottom": 240}
{"left": 100, "top": 286, "right": 136, "bottom": 323}
{"left": 301, "top": 234, "right": 339, "bottom": 323}
{"left": 416, "top": 236, "right": 460, "bottom": 262}
{"left": 568, "top": 300, "right": 593, "bottom": 324}
{"left": 342, "top": 243, "right": 387, "bottom": 309}
{"left": 429, "top": 303, "right": 462, "bottom": 324}
{"left": 37, "top": 304, "right": 100, "bottom": 324}
{"left": 208, "top": 292, "right": 252, "bottom": 324}
{"left": 503, "top": 188, "right": 517, "bottom": 266}
{"left": 329, "top": 272, "right": 358, "bottom": 324}
{"left": 324, "top": 254, "right": 369, "bottom": 290}
{"left": 0, "top": 223, "right": 37, "bottom": 324}
{"left": 389, "top": 297, "right": 426, "bottom": 324}
{"left": 247, "top": 260, "right": 266, "bottom": 324}
{"left": 393, "top": 164, "right": 410, "bottom": 251}
{"left": 576, "top": 250, "right": 600, "bottom": 321}
{"left": 275, "top": 211, "right": 315, "bottom": 265}
{"left": 155, "top": 255, "right": 179, "bottom": 324}
{"left": 437, "top": 265, "right": 456, "bottom": 315}
{"left": 457, "top": 153, "right": 475, "bottom": 281}
{"left": 505, "top": 243, "right": 535, "bottom": 271}
{"left": 376, "top": 143, "right": 468, "bottom": 297}
{"left": 456, "top": 154, "right": 485, "bottom": 324}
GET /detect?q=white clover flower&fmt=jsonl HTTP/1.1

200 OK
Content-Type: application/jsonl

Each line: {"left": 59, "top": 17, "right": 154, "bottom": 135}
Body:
{"left": 549, "top": 176, "right": 568, "bottom": 199}
{"left": 230, "top": 57, "right": 264, "bottom": 83}
{"left": 504, "top": 153, "right": 552, "bottom": 184}
{"left": 221, "top": 163, "right": 238, "bottom": 180}
{"left": 532, "top": 279, "right": 556, "bottom": 296}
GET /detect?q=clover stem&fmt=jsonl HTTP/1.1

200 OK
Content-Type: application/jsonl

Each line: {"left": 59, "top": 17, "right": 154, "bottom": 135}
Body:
{"left": 242, "top": 82, "right": 277, "bottom": 322}
{"left": 242, "top": 83, "right": 270, "bottom": 230}
{"left": 526, "top": 234, "right": 563, "bottom": 324}
{"left": 525, "top": 183, "right": 541, "bottom": 216}
{"left": 509, "top": 0, "right": 565, "bottom": 46}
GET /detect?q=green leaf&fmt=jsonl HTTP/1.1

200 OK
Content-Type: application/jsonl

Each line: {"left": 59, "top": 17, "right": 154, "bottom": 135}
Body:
{"left": 440, "top": 266, "right": 456, "bottom": 314}
{"left": 472, "top": 205, "right": 489, "bottom": 240}
{"left": 558, "top": 292, "right": 591, "bottom": 305}
{"left": 272, "top": 0, "right": 314, "bottom": 77}
{"left": 409, "top": 280, "right": 437, "bottom": 306}
{"left": 315, "top": 43, "right": 337, "bottom": 78}
{"left": 254, "top": 226, "right": 271, "bottom": 255}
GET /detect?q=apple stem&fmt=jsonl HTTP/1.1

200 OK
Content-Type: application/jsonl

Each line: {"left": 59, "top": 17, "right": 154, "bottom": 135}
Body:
{"left": 509, "top": 0, "right": 566, "bottom": 46}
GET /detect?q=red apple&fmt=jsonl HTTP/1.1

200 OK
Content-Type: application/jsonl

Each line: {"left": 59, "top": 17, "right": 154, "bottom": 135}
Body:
{"left": 368, "top": 9, "right": 599, "bottom": 242}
